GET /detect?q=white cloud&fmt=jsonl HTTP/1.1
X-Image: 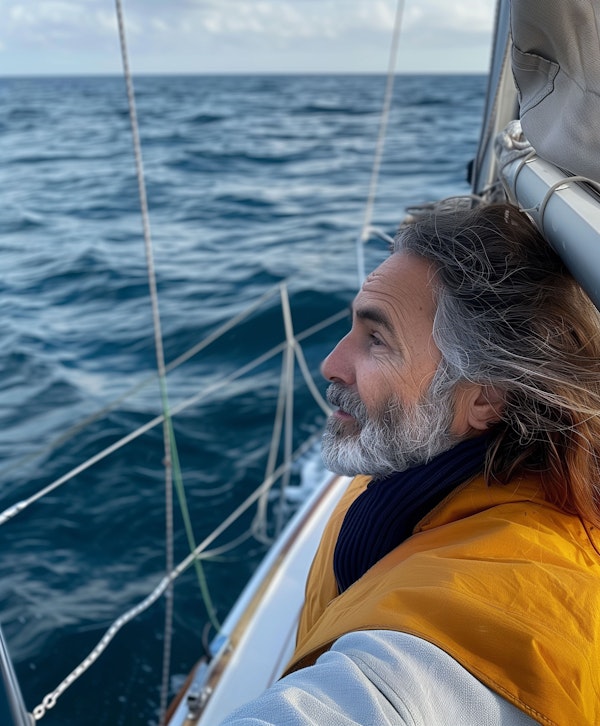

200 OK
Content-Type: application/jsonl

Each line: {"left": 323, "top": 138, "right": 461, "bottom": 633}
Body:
{"left": 0, "top": 0, "right": 496, "bottom": 74}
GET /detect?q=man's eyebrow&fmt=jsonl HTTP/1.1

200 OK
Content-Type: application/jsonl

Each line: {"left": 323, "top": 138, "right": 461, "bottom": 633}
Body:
{"left": 353, "top": 304, "right": 396, "bottom": 337}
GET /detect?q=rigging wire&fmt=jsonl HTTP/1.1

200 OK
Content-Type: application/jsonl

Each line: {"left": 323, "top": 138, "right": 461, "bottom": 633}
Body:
{"left": 356, "top": 0, "right": 405, "bottom": 286}
{"left": 113, "top": 3, "right": 176, "bottom": 720}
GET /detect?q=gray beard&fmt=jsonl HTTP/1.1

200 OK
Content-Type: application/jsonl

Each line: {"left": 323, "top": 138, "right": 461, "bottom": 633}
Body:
{"left": 321, "top": 377, "right": 458, "bottom": 477}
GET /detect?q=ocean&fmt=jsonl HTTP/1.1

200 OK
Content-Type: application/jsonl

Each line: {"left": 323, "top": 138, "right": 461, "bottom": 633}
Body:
{"left": 0, "top": 73, "right": 486, "bottom": 725}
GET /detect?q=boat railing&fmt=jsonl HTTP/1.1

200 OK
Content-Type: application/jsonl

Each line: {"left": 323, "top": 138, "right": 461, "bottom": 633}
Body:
{"left": 0, "top": 279, "right": 348, "bottom": 721}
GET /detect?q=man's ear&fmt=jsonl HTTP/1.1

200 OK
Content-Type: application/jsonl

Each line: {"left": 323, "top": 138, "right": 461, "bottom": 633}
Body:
{"left": 467, "top": 384, "right": 505, "bottom": 431}
{"left": 452, "top": 383, "right": 505, "bottom": 436}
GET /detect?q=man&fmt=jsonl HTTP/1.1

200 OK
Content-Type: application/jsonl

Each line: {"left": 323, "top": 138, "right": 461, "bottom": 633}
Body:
{"left": 222, "top": 201, "right": 600, "bottom": 724}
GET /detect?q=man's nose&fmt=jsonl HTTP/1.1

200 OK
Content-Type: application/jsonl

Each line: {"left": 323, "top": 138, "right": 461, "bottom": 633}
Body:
{"left": 321, "top": 335, "right": 354, "bottom": 385}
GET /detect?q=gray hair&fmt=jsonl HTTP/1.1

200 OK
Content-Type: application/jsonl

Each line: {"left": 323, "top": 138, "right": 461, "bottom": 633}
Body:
{"left": 395, "top": 200, "right": 600, "bottom": 524}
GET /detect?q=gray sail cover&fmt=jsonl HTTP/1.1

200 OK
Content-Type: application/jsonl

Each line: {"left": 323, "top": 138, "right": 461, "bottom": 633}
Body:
{"left": 510, "top": 0, "right": 600, "bottom": 182}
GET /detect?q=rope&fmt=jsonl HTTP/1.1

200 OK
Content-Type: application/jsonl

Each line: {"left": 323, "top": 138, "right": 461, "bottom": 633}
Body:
{"left": 114, "top": 3, "right": 177, "bottom": 720}
{"left": 471, "top": 0, "right": 513, "bottom": 197}
{"left": 252, "top": 284, "right": 333, "bottom": 541}
{"left": 252, "top": 340, "right": 289, "bottom": 543}
{"left": 363, "top": 225, "right": 395, "bottom": 247}
{"left": 292, "top": 340, "right": 330, "bottom": 417}
{"left": 356, "top": 0, "right": 405, "bottom": 286}
{"left": 276, "top": 284, "right": 296, "bottom": 536}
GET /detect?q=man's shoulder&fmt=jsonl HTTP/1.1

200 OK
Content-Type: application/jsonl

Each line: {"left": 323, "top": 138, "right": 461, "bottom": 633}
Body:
{"left": 417, "top": 472, "right": 553, "bottom": 530}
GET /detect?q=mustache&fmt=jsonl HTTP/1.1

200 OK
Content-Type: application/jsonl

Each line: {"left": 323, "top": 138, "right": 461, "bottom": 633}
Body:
{"left": 326, "top": 383, "right": 368, "bottom": 423}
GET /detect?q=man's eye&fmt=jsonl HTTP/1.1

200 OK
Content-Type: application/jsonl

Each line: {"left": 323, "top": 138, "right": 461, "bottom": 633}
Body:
{"left": 370, "top": 333, "right": 385, "bottom": 346}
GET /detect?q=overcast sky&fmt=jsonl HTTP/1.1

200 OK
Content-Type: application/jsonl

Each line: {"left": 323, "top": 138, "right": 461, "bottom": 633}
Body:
{"left": 0, "top": 0, "right": 497, "bottom": 76}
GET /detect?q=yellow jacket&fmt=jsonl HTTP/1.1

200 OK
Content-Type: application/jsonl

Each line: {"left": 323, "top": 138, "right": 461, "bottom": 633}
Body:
{"left": 287, "top": 473, "right": 600, "bottom": 726}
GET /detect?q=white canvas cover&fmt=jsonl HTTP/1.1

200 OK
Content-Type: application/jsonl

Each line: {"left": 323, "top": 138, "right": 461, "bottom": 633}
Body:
{"left": 510, "top": 0, "right": 600, "bottom": 183}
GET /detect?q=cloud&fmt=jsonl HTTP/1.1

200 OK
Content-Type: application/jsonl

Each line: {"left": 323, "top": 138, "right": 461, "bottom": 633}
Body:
{"left": 0, "top": 0, "right": 496, "bottom": 74}
{"left": 2, "top": 0, "right": 495, "bottom": 40}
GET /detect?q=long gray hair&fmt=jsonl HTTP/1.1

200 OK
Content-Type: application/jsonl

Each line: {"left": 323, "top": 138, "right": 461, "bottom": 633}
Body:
{"left": 396, "top": 200, "right": 600, "bottom": 526}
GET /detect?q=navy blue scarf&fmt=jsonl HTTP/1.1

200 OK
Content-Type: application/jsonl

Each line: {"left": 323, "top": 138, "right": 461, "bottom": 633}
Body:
{"left": 333, "top": 434, "right": 491, "bottom": 593}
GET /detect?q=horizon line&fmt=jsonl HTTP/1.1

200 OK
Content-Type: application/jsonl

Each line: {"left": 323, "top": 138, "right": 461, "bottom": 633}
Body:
{"left": 0, "top": 69, "right": 488, "bottom": 79}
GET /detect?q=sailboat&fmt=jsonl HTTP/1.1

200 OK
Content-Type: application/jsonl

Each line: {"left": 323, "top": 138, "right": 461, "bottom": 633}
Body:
{"left": 2, "top": 0, "right": 600, "bottom": 724}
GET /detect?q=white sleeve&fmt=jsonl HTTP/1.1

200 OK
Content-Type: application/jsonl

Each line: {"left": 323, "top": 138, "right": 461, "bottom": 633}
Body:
{"left": 218, "top": 630, "right": 539, "bottom": 725}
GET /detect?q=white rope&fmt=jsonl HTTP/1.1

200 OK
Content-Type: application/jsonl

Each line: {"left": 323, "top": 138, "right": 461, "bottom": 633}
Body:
{"left": 0, "top": 416, "right": 165, "bottom": 526}
{"left": 116, "top": 3, "right": 178, "bottom": 720}
{"left": 252, "top": 283, "right": 334, "bottom": 541}
{"left": 252, "top": 340, "right": 289, "bottom": 543}
{"left": 1, "top": 285, "right": 336, "bottom": 493}
{"left": 31, "top": 429, "right": 321, "bottom": 721}
{"left": 292, "top": 339, "right": 331, "bottom": 416}
{"left": 356, "top": 0, "right": 405, "bottom": 286}
{"left": 276, "top": 284, "right": 296, "bottom": 536}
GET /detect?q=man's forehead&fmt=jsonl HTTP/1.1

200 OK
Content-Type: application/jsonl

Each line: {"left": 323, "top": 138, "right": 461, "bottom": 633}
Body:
{"left": 357, "top": 253, "right": 437, "bottom": 322}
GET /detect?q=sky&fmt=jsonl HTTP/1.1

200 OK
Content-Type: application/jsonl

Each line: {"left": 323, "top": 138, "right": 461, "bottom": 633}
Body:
{"left": 0, "top": 0, "right": 497, "bottom": 76}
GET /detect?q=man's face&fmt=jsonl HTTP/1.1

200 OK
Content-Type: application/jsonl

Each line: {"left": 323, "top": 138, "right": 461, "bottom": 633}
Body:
{"left": 321, "top": 252, "right": 459, "bottom": 476}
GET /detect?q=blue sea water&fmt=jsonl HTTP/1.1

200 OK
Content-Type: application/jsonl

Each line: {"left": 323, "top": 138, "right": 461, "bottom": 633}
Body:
{"left": 0, "top": 74, "right": 485, "bottom": 725}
